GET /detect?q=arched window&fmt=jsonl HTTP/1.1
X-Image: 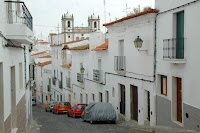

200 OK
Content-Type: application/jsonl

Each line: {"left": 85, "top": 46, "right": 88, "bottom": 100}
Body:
{"left": 68, "top": 21, "right": 70, "bottom": 27}
{"left": 76, "top": 37, "right": 79, "bottom": 40}
{"left": 94, "top": 22, "right": 97, "bottom": 28}
{"left": 81, "top": 37, "right": 84, "bottom": 40}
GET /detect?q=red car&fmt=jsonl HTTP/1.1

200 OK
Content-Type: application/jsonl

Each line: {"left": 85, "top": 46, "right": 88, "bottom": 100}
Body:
{"left": 52, "top": 101, "right": 71, "bottom": 114}
{"left": 68, "top": 104, "right": 88, "bottom": 118}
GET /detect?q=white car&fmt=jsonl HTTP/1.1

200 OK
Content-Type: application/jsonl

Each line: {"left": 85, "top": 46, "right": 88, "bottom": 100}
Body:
{"left": 32, "top": 97, "right": 36, "bottom": 106}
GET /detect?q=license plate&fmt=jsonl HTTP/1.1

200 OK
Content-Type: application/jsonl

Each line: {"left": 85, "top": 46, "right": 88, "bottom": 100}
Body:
{"left": 63, "top": 111, "right": 67, "bottom": 112}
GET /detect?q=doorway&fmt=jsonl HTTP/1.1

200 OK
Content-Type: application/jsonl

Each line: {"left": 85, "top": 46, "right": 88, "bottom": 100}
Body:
{"left": 147, "top": 91, "right": 150, "bottom": 121}
{"left": 11, "top": 66, "right": 16, "bottom": 128}
{"left": 120, "top": 84, "right": 125, "bottom": 114}
{"left": 177, "top": 78, "right": 182, "bottom": 123}
{"left": 99, "top": 92, "right": 103, "bottom": 102}
{"left": 130, "top": 85, "right": 138, "bottom": 121}
{"left": 68, "top": 94, "right": 71, "bottom": 103}
{"left": 0, "top": 63, "right": 4, "bottom": 132}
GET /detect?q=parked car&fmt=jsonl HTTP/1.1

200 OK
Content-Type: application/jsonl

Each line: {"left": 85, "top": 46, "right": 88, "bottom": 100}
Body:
{"left": 45, "top": 101, "right": 56, "bottom": 112}
{"left": 82, "top": 102, "right": 116, "bottom": 124}
{"left": 32, "top": 97, "right": 36, "bottom": 106}
{"left": 52, "top": 101, "right": 71, "bottom": 114}
{"left": 68, "top": 104, "right": 88, "bottom": 118}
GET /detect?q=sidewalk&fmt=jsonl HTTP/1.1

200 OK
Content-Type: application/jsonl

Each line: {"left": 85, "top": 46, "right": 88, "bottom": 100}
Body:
{"left": 30, "top": 119, "right": 41, "bottom": 133}
{"left": 118, "top": 120, "right": 197, "bottom": 133}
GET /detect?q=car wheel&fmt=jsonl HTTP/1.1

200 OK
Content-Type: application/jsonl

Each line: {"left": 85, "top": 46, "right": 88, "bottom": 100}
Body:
{"left": 45, "top": 109, "right": 47, "bottom": 112}
{"left": 73, "top": 113, "right": 76, "bottom": 118}
{"left": 83, "top": 120, "right": 86, "bottom": 122}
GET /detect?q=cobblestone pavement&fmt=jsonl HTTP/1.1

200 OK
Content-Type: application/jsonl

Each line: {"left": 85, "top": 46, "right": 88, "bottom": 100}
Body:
{"left": 32, "top": 105, "right": 150, "bottom": 133}
{"left": 32, "top": 105, "right": 196, "bottom": 133}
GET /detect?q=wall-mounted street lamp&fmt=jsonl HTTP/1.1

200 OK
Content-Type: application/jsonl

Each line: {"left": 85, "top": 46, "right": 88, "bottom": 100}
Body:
{"left": 134, "top": 36, "right": 148, "bottom": 53}
{"left": 80, "top": 66, "right": 85, "bottom": 74}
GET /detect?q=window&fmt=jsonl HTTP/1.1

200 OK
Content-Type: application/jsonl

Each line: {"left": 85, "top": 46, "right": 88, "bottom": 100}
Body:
{"left": 54, "top": 70, "right": 56, "bottom": 77}
{"left": 74, "top": 92, "right": 76, "bottom": 99}
{"left": 112, "top": 87, "right": 115, "bottom": 97}
{"left": 46, "top": 96, "right": 48, "bottom": 101}
{"left": 60, "top": 95, "right": 62, "bottom": 101}
{"left": 92, "top": 93, "right": 95, "bottom": 101}
{"left": 161, "top": 75, "right": 167, "bottom": 96}
{"left": 57, "top": 94, "right": 59, "bottom": 101}
{"left": 94, "top": 22, "right": 97, "bottom": 28}
{"left": 80, "top": 93, "right": 83, "bottom": 103}
{"left": 77, "top": 104, "right": 87, "bottom": 109}
{"left": 99, "top": 92, "right": 102, "bottom": 102}
{"left": 76, "top": 37, "right": 79, "bottom": 40}
{"left": 68, "top": 21, "right": 70, "bottom": 27}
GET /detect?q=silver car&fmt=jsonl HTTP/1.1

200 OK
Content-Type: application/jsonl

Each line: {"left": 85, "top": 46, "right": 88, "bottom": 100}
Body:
{"left": 45, "top": 101, "right": 56, "bottom": 112}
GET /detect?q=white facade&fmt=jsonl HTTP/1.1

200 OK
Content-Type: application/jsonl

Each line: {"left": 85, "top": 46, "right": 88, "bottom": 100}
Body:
{"left": 0, "top": 0, "right": 34, "bottom": 132}
{"left": 156, "top": 0, "right": 200, "bottom": 131}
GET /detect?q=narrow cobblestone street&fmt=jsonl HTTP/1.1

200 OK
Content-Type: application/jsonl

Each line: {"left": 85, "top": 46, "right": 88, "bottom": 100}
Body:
{"left": 32, "top": 105, "right": 196, "bottom": 133}
{"left": 32, "top": 105, "right": 150, "bottom": 133}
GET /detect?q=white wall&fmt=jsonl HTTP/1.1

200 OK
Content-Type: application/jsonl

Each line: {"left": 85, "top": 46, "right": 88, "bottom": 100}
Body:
{"left": 156, "top": 1, "right": 200, "bottom": 109}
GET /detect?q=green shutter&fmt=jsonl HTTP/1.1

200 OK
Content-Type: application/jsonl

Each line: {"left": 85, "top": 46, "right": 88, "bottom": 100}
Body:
{"left": 176, "top": 11, "right": 184, "bottom": 59}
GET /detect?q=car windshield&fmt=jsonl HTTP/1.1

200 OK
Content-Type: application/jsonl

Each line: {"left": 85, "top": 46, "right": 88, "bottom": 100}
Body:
{"left": 77, "top": 104, "right": 87, "bottom": 109}
{"left": 51, "top": 102, "right": 56, "bottom": 105}
{"left": 60, "top": 102, "right": 70, "bottom": 106}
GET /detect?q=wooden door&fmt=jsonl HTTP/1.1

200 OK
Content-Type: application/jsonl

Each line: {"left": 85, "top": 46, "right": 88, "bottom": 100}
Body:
{"left": 120, "top": 84, "right": 125, "bottom": 114}
{"left": 177, "top": 78, "right": 182, "bottom": 123}
{"left": 133, "top": 86, "right": 138, "bottom": 121}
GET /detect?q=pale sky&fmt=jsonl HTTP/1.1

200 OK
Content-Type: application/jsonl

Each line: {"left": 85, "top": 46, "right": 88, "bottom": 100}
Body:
{"left": 25, "top": 0, "right": 155, "bottom": 41}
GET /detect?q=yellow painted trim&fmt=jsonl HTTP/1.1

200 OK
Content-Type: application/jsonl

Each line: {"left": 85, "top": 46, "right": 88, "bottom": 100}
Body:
{"left": 132, "top": 128, "right": 161, "bottom": 133}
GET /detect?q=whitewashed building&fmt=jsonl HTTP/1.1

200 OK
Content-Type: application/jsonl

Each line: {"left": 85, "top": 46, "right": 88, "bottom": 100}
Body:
{"left": 155, "top": 0, "right": 200, "bottom": 131}
{"left": 0, "top": 0, "right": 34, "bottom": 133}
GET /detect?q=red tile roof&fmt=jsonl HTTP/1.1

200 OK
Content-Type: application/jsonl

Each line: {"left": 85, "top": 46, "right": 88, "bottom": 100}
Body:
{"left": 61, "top": 64, "right": 72, "bottom": 68}
{"left": 51, "top": 39, "right": 89, "bottom": 47}
{"left": 38, "top": 61, "right": 51, "bottom": 66}
{"left": 68, "top": 44, "right": 89, "bottom": 51}
{"left": 39, "top": 42, "right": 49, "bottom": 44}
{"left": 103, "top": 8, "right": 158, "bottom": 26}
{"left": 31, "top": 51, "right": 47, "bottom": 56}
{"left": 91, "top": 39, "right": 108, "bottom": 51}
{"left": 39, "top": 55, "right": 51, "bottom": 58}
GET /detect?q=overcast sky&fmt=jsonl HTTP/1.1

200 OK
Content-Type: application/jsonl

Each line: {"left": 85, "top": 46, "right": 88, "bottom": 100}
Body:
{"left": 25, "top": 0, "right": 155, "bottom": 41}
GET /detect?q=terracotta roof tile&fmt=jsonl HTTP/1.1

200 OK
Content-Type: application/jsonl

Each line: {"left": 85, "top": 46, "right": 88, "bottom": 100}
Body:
{"left": 61, "top": 63, "right": 72, "bottom": 68}
{"left": 39, "top": 42, "right": 49, "bottom": 44}
{"left": 38, "top": 61, "right": 51, "bottom": 66}
{"left": 39, "top": 55, "right": 52, "bottom": 58}
{"left": 91, "top": 39, "right": 108, "bottom": 51}
{"left": 31, "top": 51, "right": 47, "bottom": 56}
{"left": 103, "top": 9, "right": 158, "bottom": 26}
{"left": 68, "top": 44, "right": 89, "bottom": 50}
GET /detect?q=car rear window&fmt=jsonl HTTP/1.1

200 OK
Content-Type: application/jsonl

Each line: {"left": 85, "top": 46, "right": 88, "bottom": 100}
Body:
{"left": 77, "top": 105, "right": 87, "bottom": 109}
{"left": 60, "top": 102, "right": 70, "bottom": 106}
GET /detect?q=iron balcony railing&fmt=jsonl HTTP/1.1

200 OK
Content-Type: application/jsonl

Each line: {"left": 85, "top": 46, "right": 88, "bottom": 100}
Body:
{"left": 47, "top": 85, "right": 51, "bottom": 92}
{"left": 93, "top": 69, "right": 102, "bottom": 82}
{"left": 52, "top": 77, "right": 56, "bottom": 85}
{"left": 77, "top": 73, "right": 83, "bottom": 83}
{"left": 66, "top": 78, "right": 71, "bottom": 88}
{"left": 5, "top": 1, "right": 33, "bottom": 31}
{"left": 59, "top": 80, "right": 63, "bottom": 89}
{"left": 163, "top": 38, "right": 184, "bottom": 59}
{"left": 114, "top": 56, "right": 126, "bottom": 71}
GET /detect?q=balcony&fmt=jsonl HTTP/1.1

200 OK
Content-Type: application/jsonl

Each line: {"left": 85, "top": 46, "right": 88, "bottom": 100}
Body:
{"left": 59, "top": 80, "right": 63, "bottom": 89}
{"left": 66, "top": 78, "right": 71, "bottom": 88}
{"left": 77, "top": 73, "right": 83, "bottom": 83}
{"left": 93, "top": 69, "right": 102, "bottom": 83}
{"left": 114, "top": 56, "right": 126, "bottom": 71}
{"left": 163, "top": 38, "right": 186, "bottom": 63}
{"left": 47, "top": 85, "right": 51, "bottom": 92}
{"left": 52, "top": 77, "right": 56, "bottom": 85}
{"left": 5, "top": 1, "right": 34, "bottom": 46}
